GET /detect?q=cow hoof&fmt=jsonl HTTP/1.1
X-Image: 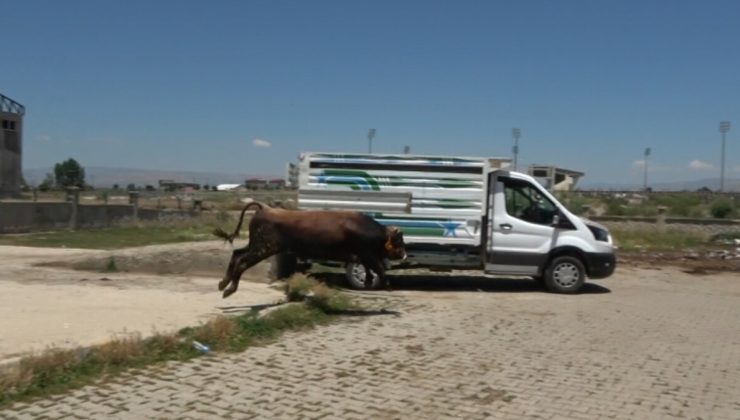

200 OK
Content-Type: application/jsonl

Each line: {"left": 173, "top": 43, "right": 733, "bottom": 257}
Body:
{"left": 222, "top": 286, "right": 237, "bottom": 299}
{"left": 218, "top": 278, "right": 230, "bottom": 291}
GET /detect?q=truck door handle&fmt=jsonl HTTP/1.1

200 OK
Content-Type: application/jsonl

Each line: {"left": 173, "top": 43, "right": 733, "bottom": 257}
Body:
{"left": 499, "top": 223, "right": 512, "bottom": 231}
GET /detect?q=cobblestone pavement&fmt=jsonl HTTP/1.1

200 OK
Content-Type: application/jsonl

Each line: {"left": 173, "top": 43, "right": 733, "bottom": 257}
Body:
{"left": 3, "top": 265, "right": 740, "bottom": 419}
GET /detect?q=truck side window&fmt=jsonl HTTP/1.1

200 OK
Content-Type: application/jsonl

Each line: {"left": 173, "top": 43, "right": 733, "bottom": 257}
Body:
{"left": 501, "top": 177, "right": 557, "bottom": 225}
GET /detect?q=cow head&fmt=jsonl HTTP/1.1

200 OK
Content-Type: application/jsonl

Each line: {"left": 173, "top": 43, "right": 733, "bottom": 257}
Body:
{"left": 384, "top": 226, "right": 407, "bottom": 260}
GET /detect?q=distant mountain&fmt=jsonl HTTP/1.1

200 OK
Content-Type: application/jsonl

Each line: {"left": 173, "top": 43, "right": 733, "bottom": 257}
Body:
{"left": 24, "top": 166, "right": 281, "bottom": 188}
{"left": 580, "top": 178, "right": 740, "bottom": 192}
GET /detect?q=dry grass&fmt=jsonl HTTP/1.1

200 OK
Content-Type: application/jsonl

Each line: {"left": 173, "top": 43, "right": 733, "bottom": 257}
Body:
{"left": 609, "top": 226, "right": 709, "bottom": 252}
{"left": 92, "top": 335, "right": 146, "bottom": 366}
{"left": 0, "top": 348, "right": 80, "bottom": 394}
{"left": 191, "top": 316, "right": 238, "bottom": 350}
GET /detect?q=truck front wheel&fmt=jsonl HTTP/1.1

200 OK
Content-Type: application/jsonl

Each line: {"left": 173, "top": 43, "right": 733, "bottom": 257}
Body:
{"left": 544, "top": 256, "right": 585, "bottom": 294}
{"left": 345, "top": 262, "right": 380, "bottom": 290}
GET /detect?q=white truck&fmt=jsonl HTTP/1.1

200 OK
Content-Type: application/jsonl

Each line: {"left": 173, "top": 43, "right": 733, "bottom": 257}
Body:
{"left": 293, "top": 152, "right": 616, "bottom": 293}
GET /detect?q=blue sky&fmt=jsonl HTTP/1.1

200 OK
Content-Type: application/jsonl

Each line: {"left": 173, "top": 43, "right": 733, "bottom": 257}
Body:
{"left": 3, "top": 0, "right": 739, "bottom": 185}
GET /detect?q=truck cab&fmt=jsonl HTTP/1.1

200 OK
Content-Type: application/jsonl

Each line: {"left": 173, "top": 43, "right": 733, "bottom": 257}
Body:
{"left": 484, "top": 170, "right": 615, "bottom": 292}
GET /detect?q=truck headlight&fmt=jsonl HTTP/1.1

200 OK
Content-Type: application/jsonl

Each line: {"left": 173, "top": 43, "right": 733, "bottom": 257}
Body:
{"left": 587, "top": 225, "right": 610, "bottom": 243}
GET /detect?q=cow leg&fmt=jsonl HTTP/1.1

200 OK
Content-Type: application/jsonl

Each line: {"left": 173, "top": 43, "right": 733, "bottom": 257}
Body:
{"left": 219, "top": 246, "right": 250, "bottom": 291}
{"left": 361, "top": 258, "right": 386, "bottom": 289}
{"left": 362, "top": 263, "right": 373, "bottom": 288}
{"left": 369, "top": 259, "right": 388, "bottom": 289}
{"left": 222, "top": 237, "right": 281, "bottom": 298}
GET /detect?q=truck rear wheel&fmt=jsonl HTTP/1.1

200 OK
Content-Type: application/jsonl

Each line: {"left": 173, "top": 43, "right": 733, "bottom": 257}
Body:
{"left": 544, "top": 256, "right": 585, "bottom": 294}
{"left": 270, "top": 253, "right": 297, "bottom": 280}
{"left": 345, "top": 262, "right": 380, "bottom": 290}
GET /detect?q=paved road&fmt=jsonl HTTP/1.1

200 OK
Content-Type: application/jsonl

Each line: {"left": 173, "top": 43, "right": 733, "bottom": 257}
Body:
{"left": 3, "top": 265, "right": 740, "bottom": 419}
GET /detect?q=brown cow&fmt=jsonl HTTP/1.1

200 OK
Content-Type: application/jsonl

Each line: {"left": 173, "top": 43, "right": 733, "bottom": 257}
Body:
{"left": 214, "top": 202, "right": 406, "bottom": 298}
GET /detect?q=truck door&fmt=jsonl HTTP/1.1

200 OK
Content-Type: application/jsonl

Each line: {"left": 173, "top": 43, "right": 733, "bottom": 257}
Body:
{"left": 485, "top": 174, "right": 559, "bottom": 275}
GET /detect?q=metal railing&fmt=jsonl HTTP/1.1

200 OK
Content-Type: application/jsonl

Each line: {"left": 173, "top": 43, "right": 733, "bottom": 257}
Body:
{"left": 0, "top": 94, "right": 25, "bottom": 116}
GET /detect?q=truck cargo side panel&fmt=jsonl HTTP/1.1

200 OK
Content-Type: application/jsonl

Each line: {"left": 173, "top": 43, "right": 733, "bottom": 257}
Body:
{"left": 298, "top": 153, "right": 500, "bottom": 248}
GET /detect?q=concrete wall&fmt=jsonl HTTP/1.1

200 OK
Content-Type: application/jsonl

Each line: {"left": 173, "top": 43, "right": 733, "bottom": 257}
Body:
{"left": 0, "top": 202, "right": 190, "bottom": 233}
{"left": 0, "top": 202, "right": 71, "bottom": 233}
{"left": 0, "top": 111, "right": 23, "bottom": 196}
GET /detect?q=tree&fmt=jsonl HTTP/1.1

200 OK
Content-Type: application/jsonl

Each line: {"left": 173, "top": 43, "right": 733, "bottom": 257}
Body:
{"left": 54, "top": 158, "right": 85, "bottom": 188}
{"left": 127, "top": 183, "right": 137, "bottom": 191}
{"left": 38, "top": 173, "right": 55, "bottom": 192}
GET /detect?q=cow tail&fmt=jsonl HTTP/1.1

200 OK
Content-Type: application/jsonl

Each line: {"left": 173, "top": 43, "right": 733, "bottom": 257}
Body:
{"left": 212, "top": 201, "right": 264, "bottom": 244}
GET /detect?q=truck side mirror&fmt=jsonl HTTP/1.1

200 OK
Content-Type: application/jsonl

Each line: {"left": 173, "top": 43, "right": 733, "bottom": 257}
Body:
{"left": 551, "top": 214, "right": 560, "bottom": 228}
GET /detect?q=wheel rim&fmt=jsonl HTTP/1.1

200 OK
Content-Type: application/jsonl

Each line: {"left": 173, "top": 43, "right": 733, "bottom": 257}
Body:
{"left": 553, "top": 262, "right": 580, "bottom": 288}
{"left": 351, "top": 264, "right": 366, "bottom": 281}
{"left": 347, "top": 263, "right": 378, "bottom": 287}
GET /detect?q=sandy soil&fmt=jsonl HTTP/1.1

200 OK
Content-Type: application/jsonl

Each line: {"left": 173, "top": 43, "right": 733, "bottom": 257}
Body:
{"left": 1, "top": 240, "right": 737, "bottom": 366}
{"left": 0, "top": 242, "right": 283, "bottom": 364}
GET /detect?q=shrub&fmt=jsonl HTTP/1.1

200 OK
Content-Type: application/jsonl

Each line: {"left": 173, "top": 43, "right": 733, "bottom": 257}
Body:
{"left": 710, "top": 198, "right": 733, "bottom": 219}
{"left": 307, "top": 283, "right": 354, "bottom": 312}
{"left": 651, "top": 193, "right": 704, "bottom": 217}
{"left": 102, "top": 257, "right": 118, "bottom": 273}
{"left": 284, "top": 276, "right": 319, "bottom": 302}
{"left": 604, "top": 198, "right": 627, "bottom": 216}
{"left": 263, "top": 304, "right": 327, "bottom": 330}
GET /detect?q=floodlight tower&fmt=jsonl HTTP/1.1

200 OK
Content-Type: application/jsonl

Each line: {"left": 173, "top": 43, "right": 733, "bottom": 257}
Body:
{"left": 512, "top": 128, "right": 521, "bottom": 171}
{"left": 719, "top": 121, "right": 730, "bottom": 192}
{"left": 367, "top": 128, "right": 376, "bottom": 154}
{"left": 643, "top": 147, "right": 651, "bottom": 191}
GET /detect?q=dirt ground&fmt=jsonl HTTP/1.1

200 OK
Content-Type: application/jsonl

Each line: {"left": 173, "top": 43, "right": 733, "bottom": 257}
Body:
{"left": 1, "top": 241, "right": 737, "bottom": 367}
{"left": 619, "top": 249, "right": 740, "bottom": 274}
{"left": 0, "top": 242, "right": 283, "bottom": 365}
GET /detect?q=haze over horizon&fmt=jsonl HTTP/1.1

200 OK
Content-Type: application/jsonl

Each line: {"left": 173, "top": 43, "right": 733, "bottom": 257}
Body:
{"left": 4, "top": 0, "right": 739, "bottom": 185}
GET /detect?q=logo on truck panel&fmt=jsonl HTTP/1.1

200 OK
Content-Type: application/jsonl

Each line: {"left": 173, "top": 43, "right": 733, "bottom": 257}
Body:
{"left": 315, "top": 169, "right": 480, "bottom": 192}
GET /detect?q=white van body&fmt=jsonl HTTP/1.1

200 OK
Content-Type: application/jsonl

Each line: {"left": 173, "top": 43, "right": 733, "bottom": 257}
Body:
{"left": 296, "top": 152, "right": 616, "bottom": 292}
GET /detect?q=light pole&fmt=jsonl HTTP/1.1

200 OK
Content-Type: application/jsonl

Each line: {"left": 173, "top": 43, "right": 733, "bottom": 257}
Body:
{"left": 367, "top": 128, "right": 376, "bottom": 154}
{"left": 643, "top": 147, "right": 651, "bottom": 191}
{"left": 512, "top": 128, "right": 521, "bottom": 171}
{"left": 719, "top": 121, "right": 730, "bottom": 192}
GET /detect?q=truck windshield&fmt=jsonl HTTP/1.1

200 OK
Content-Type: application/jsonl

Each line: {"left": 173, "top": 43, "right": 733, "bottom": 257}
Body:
{"left": 502, "top": 177, "right": 558, "bottom": 225}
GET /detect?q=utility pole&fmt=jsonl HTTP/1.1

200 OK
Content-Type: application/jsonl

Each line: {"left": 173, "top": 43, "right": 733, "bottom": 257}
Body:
{"left": 367, "top": 128, "right": 376, "bottom": 154}
{"left": 643, "top": 147, "right": 651, "bottom": 191}
{"left": 512, "top": 128, "right": 521, "bottom": 171}
{"left": 719, "top": 121, "right": 730, "bottom": 192}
